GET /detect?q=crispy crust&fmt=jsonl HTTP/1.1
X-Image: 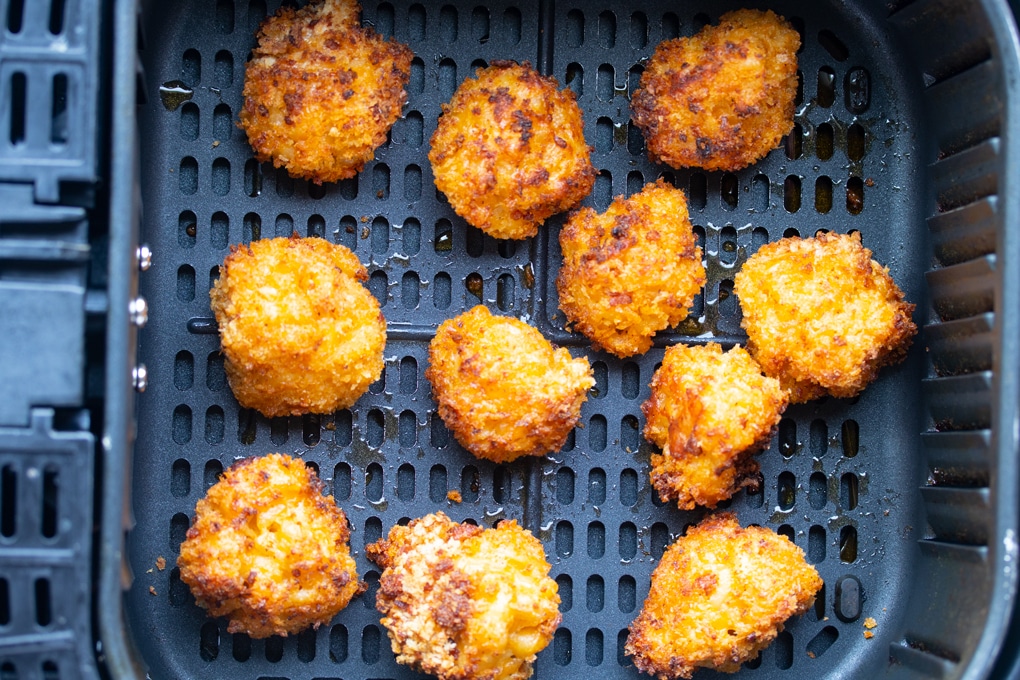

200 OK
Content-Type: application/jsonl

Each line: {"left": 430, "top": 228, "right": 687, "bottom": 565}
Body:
{"left": 209, "top": 236, "right": 386, "bottom": 417}
{"left": 239, "top": 0, "right": 412, "bottom": 183}
{"left": 557, "top": 179, "right": 706, "bottom": 357}
{"left": 631, "top": 9, "right": 800, "bottom": 171}
{"left": 641, "top": 343, "right": 788, "bottom": 509}
{"left": 177, "top": 454, "right": 361, "bottom": 638}
{"left": 733, "top": 231, "right": 917, "bottom": 403}
{"left": 429, "top": 60, "right": 596, "bottom": 240}
{"left": 425, "top": 305, "right": 594, "bottom": 462}
{"left": 626, "top": 513, "right": 822, "bottom": 679}
{"left": 367, "top": 512, "right": 561, "bottom": 680}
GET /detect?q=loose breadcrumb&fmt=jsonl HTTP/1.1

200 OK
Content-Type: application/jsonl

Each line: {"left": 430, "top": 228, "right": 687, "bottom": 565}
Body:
{"left": 864, "top": 617, "right": 877, "bottom": 629}
{"left": 447, "top": 490, "right": 463, "bottom": 503}
{"left": 429, "top": 61, "right": 595, "bottom": 240}
{"left": 642, "top": 343, "right": 788, "bottom": 509}
{"left": 155, "top": 556, "right": 166, "bottom": 571}
{"left": 864, "top": 631, "right": 875, "bottom": 639}
{"left": 367, "top": 512, "right": 560, "bottom": 680}
{"left": 426, "top": 306, "right": 594, "bottom": 462}
{"left": 557, "top": 179, "right": 706, "bottom": 357}
{"left": 210, "top": 236, "right": 386, "bottom": 417}
{"left": 239, "top": 0, "right": 412, "bottom": 183}
{"left": 631, "top": 9, "right": 800, "bottom": 171}
{"left": 626, "top": 514, "right": 822, "bottom": 679}
{"left": 177, "top": 454, "right": 361, "bottom": 638}
{"left": 734, "top": 231, "right": 917, "bottom": 403}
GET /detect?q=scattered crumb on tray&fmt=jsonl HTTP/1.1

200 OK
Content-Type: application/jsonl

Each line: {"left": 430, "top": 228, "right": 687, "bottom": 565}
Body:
{"left": 864, "top": 631, "right": 874, "bottom": 639}
{"left": 156, "top": 556, "right": 166, "bottom": 571}
{"left": 864, "top": 617, "right": 877, "bottom": 629}
{"left": 447, "top": 490, "right": 462, "bottom": 503}
{"left": 149, "top": 586, "right": 157, "bottom": 596}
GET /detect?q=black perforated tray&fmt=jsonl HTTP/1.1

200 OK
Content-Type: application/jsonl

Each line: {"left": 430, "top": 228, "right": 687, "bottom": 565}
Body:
{"left": 99, "top": 1, "right": 1020, "bottom": 679}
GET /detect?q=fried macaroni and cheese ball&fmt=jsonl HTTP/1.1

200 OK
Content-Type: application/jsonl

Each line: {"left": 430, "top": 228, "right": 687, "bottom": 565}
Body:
{"left": 367, "top": 512, "right": 560, "bottom": 680}
{"left": 631, "top": 10, "right": 800, "bottom": 171}
{"left": 210, "top": 236, "right": 385, "bottom": 417}
{"left": 239, "top": 0, "right": 412, "bottom": 184}
{"left": 557, "top": 179, "right": 706, "bottom": 357}
{"left": 429, "top": 61, "right": 596, "bottom": 240}
{"left": 426, "top": 306, "right": 594, "bottom": 462}
{"left": 733, "top": 231, "right": 917, "bottom": 403}
{"left": 642, "top": 343, "right": 788, "bottom": 510}
{"left": 177, "top": 454, "right": 361, "bottom": 639}
{"left": 626, "top": 513, "right": 822, "bottom": 679}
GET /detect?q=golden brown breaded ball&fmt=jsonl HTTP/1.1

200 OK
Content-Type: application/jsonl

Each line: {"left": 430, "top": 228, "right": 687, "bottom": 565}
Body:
{"left": 733, "top": 231, "right": 917, "bottom": 403}
{"left": 631, "top": 9, "right": 800, "bottom": 171}
{"left": 429, "top": 61, "right": 596, "bottom": 240}
{"left": 557, "top": 179, "right": 706, "bottom": 357}
{"left": 239, "top": 0, "right": 412, "bottom": 184}
{"left": 210, "top": 236, "right": 386, "bottom": 417}
{"left": 425, "top": 305, "right": 594, "bottom": 462}
{"left": 177, "top": 454, "right": 361, "bottom": 639}
{"left": 641, "top": 343, "right": 788, "bottom": 510}
{"left": 367, "top": 512, "right": 560, "bottom": 680}
{"left": 626, "top": 513, "right": 822, "bottom": 679}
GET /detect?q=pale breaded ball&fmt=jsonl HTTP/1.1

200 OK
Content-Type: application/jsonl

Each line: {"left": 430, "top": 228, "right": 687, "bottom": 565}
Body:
{"left": 177, "top": 454, "right": 361, "bottom": 639}
{"left": 631, "top": 10, "right": 800, "bottom": 171}
{"left": 557, "top": 179, "right": 706, "bottom": 357}
{"left": 429, "top": 61, "right": 596, "bottom": 240}
{"left": 733, "top": 231, "right": 917, "bottom": 403}
{"left": 210, "top": 236, "right": 386, "bottom": 417}
{"left": 367, "top": 512, "right": 560, "bottom": 680}
{"left": 641, "top": 343, "right": 788, "bottom": 510}
{"left": 425, "top": 305, "right": 594, "bottom": 462}
{"left": 626, "top": 513, "right": 822, "bottom": 679}
{"left": 239, "top": 0, "right": 412, "bottom": 184}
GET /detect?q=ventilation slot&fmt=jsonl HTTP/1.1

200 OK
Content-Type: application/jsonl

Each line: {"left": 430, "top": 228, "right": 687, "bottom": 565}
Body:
{"left": 51, "top": 74, "right": 68, "bottom": 144}
{"left": 1, "top": 465, "right": 16, "bottom": 537}
{"left": 7, "top": 0, "right": 24, "bottom": 33}
{"left": 34, "top": 578, "right": 51, "bottom": 626}
{"left": 41, "top": 467, "right": 57, "bottom": 538}
{"left": 9, "top": 73, "right": 27, "bottom": 145}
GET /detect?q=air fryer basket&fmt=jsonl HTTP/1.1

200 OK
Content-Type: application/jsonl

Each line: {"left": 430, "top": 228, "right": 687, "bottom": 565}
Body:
{"left": 98, "top": 0, "right": 1020, "bottom": 679}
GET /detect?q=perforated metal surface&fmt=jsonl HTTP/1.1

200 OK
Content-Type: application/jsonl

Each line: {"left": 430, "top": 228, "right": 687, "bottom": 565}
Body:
{"left": 126, "top": 1, "right": 940, "bottom": 678}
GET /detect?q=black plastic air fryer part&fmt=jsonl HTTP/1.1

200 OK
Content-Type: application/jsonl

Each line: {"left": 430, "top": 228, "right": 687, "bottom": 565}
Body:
{"left": 0, "top": 0, "right": 101, "bottom": 206}
{"left": 0, "top": 0, "right": 102, "bottom": 426}
{"left": 98, "top": 0, "right": 1020, "bottom": 679}
{"left": 0, "top": 1, "right": 103, "bottom": 678}
{"left": 0, "top": 410, "right": 98, "bottom": 680}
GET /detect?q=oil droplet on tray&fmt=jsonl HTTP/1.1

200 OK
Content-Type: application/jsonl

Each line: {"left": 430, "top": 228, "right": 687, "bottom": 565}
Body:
{"left": 466, "top": 273, "right": 484, "bottom": 302}
{"left": 435, "top": 231, "right": 453, "bottom": 252}
{"left": 159, "top": 80, "right": 194, "bottom": 111}
{"left": 520, "top": 262, "right": 535, "bottom": 289}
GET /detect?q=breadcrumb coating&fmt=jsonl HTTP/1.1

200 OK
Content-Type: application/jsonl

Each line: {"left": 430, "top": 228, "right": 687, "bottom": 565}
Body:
{"left": 210, "top": 236, "right": 386, "bottom": 417}
{"left": 642, "top": 343, "right": 788, "bottom": 509}
{"left": 557, "top": 179, "right": 706, "bottom": 357}
{"left": 425, "top": 305, "right": 594, "bottom": 462}
{"left": 239, "top": 0, "right": 412, "bottom": 183}
{"left": 177, "top": 454, "right": 361, "bottom": 639}
{"left": 626, "top": 513, "right": 822, "bottom": 679}
{"left": 367, "top": 512, "right": 560, "bottom": 680}
{"left": 429, "top": 61, "right": 596, "bottom": 240}
{"left": 733, "top": 231, "right": 917, "bottom": 403}
{"left": 631, "top": 9, "right": 800, "bottom": 171}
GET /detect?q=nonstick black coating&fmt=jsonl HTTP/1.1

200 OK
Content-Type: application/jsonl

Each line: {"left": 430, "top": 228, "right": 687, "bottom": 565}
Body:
{"left": 126, "top": 1, "right": 934, "bottom": 678}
